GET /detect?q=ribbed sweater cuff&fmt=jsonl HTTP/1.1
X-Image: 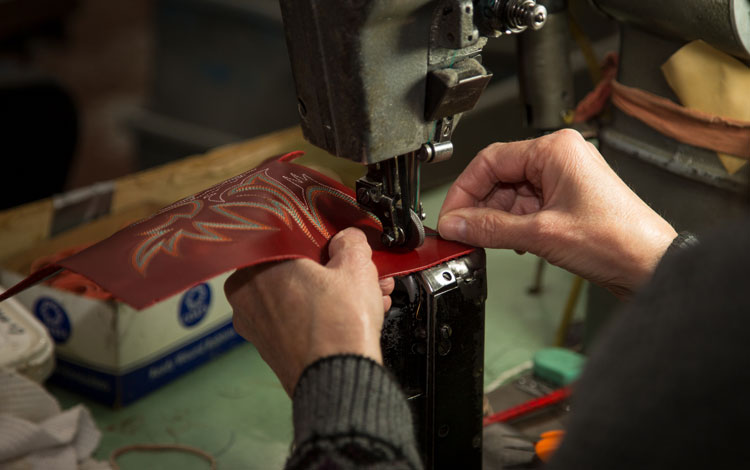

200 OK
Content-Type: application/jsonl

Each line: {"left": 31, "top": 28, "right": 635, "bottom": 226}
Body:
{"left": 292, "top": 354, "right": 419, "bottom": 458}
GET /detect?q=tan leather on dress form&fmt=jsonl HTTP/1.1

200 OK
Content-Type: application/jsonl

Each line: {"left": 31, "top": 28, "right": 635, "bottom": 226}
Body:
{"left": 661, "top": 40, "right": 750, "bottom": 174}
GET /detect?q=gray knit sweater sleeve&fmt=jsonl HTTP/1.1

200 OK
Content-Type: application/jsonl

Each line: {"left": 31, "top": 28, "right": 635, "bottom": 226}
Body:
{"left": 285, "top": 355, "right": 423, "bottom": 470}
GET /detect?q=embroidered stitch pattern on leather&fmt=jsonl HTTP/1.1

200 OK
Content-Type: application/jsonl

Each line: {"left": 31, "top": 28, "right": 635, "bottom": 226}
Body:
{"left": 131, "top": 167, "right": 375, "bottom": 275}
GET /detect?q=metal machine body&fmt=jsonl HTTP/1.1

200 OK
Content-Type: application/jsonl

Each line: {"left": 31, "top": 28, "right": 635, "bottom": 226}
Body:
{"left": 591, "top": 0, "right": 750, "bottom": 61}
{"left": 582, "top": 0, "right": 750, "bottom": 345}
{"left": 381, "top": 249, "right": 487, "bottom": 469}
{"left": 586, "top": 0, "right": 750, "bottom": 194}
{"left": 517, "top": 0, "right": 575, "bottom": 132}
{"left": 279, "top": 0, "right": 548, "bottom": 248}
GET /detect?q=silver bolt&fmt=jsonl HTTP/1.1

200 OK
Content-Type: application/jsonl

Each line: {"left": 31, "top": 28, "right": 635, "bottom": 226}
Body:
{"left": 495, "top": 0, "right": 547, "bottom": 34}
{"left": 382, "top": 229, "right": 397, "bottom": 246}
{"left": 528, "top": 4, "right": 547, "bottom": 30}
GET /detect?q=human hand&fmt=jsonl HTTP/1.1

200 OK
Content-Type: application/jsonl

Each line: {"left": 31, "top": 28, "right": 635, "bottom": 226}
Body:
{"left": 438, "top": 129, "right": 677, "bottom": 298}
{"left": 224, "top": 227, "right": 394, "bottom": 396}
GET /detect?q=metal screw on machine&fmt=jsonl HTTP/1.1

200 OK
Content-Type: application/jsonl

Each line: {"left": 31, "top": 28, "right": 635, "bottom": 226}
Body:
{"left": 487, "top": 0, "right": 548, "bottom": 35}
{"left": 355, "top": 156, "right": 425, "bottom": 250}
{"left": 418, "top": 141, "right": 454, "bottom": 164}
{"left": 356, "top": 188, "right": 369, "bottom": 204}
{"left": 382, "top": 226, "right": 405, "bottom": 247}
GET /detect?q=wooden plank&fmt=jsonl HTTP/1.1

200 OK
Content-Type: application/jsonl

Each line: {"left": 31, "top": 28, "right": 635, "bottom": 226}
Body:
{"left": 112, "top": 127, "right": 315, "bottom": 211}
{"left": 2, "top": 203, "right": 162, "bottom": 275}
{"left": 112, "top": 126, "right": 365, "bottom": 212}
{"left": 0, "top": 199, "right": 53, "bottom": 264}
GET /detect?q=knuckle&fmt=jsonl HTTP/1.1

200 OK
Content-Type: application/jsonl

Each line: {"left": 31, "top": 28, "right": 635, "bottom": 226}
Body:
{"left": 358, "top": 244, "right": 374, "bottom": 261}
{"left": 331, "top": 228, "right": 365, "bottom": 252}
{"left": 343, "top": 247, "right": 372, "bottom": 268}
{"left": 477, "top": 142, "right": 504, "bottom": 163}
{"left": 329, "top": 234, "right": 345, "bottom": 253}
{"left": 342, "top": 235, "right": 372, "bottom": 260}
{"left": 539, "top": 129, "right": 586, "bottom": 155}
{"left": 533, "top": 129, "right": 590, "bottom": 172}
{"left": 379, "top": 277, "right": 395, "bottom": 292}
{"left": 551, "top": 128, "right": 585, "bottom": 144}
{"left": 293, "top": 258, "right": 318, "bottom": 272}
{"left": 339, "top": 226, "right": 367, "bottom": 243}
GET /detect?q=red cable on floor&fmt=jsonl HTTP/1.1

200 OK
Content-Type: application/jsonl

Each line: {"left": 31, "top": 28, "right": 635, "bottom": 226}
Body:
{"left": 483, "top": 386, "right": 572, "bottom": 427}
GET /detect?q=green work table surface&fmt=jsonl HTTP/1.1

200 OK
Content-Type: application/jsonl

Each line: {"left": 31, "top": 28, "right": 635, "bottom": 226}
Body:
{"left": 49, "top": 182, "right": 584, "bottom": 469}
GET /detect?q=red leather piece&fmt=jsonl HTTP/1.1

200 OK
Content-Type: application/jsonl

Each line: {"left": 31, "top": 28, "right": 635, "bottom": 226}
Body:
{"left": 30, "top": 244, "right": 115, "bottom": 300}
{"left": 0, "top": 153, "right": 475, "bottom": 310}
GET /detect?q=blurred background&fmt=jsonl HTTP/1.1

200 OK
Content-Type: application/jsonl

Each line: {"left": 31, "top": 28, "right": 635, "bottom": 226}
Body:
{"left": 1, "top": 0, "right": 150, "bottom": 206}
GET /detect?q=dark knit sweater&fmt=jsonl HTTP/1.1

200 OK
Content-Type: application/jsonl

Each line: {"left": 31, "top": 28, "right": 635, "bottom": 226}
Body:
{"left": 287, "top": 216, "right": 750, "bottom": 469}
{"left": 285, "top": 355, "right": 422, "bottom": 469}
{"left": 548, "top": 216, "right": 750, "bottom": 469}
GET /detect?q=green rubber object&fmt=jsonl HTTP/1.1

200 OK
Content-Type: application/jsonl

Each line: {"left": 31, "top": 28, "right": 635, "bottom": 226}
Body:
{"left": 533, "top": 347, "right": 585, "bottom": 387}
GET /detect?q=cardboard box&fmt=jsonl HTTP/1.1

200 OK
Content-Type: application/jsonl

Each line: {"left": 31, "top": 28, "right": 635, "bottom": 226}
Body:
{"left": 1, "top": 270, "right": 242, "bottom": 406}
{"left": 0, "top": 127, "right": 360, "bottom": 406}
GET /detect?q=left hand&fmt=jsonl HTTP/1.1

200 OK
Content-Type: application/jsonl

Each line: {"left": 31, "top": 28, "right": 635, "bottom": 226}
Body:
{"left": 224, "top": 227, "right": 394, "bottom": 396}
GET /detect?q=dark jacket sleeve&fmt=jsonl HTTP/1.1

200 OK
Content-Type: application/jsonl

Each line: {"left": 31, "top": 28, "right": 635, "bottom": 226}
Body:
{"left": 285, "top": 355, "right": 423, "bottom": 470}
{"left": 548, "top": 216, "right": 750, "bottom": 469}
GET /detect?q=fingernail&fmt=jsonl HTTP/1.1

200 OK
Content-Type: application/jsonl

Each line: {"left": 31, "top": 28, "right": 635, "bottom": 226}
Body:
{"left": 438, "top": 215, "right": 466, "bottom": 241}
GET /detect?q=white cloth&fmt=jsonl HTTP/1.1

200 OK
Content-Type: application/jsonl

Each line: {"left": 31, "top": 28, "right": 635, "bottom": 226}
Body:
{"left": 0, "top": 368, "right": 110, "bottom": 470}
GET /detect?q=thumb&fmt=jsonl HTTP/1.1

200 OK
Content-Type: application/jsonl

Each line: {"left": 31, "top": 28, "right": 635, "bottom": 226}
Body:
{"left": 438, "top": 207, "right": 541, "bottom": 252}
{"left": 326, "top": 227, "right": 374, "bottom": 272}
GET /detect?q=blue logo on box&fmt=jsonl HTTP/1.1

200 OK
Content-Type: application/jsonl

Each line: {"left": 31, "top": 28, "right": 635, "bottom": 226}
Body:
{"left": 34, "top": 297, "right": 71, "bottom": 344}
{"left": 179, "top": 283, "right": 211, "bottom": 328}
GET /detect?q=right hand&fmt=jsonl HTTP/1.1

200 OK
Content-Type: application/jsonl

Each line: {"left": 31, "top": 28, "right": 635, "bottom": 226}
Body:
{"left": 225, "top": 228, "right": 393, "bottom": 396}
{"left": 438, "top": 129, "right": 677, "bottom": 298}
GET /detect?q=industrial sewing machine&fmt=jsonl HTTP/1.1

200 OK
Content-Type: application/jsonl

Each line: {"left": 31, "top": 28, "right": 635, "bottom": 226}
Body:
{"left": 278, "top": 1, "right": 550, "bottom": 468}
{"left": 278, "top": 0, "right": 548, "bottom": 249}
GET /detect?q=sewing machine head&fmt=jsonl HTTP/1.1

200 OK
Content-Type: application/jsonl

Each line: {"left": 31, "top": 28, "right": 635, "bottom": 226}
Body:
{"left": 279, "top": 0, "right": 546, "bottom": 249}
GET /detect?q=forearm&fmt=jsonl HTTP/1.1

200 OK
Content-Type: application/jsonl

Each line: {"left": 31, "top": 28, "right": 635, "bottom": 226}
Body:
{"left": 286, "top": 355, "right": 423, "bottom": 470}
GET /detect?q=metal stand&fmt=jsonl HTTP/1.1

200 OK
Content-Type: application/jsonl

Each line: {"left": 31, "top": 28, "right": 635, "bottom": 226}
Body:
{"left": 382, "top": 249, "right": 487, "bottom": 469}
